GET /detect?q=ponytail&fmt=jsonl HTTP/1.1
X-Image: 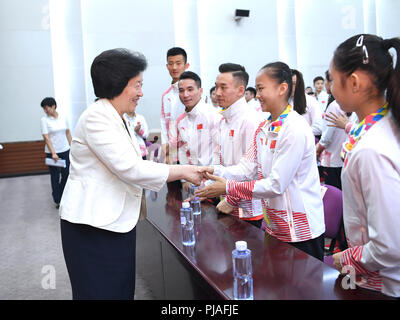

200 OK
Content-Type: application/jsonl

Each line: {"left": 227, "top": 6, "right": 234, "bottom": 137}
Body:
{"left": 383, "top": 38, "right": 400, "bottom": 126}
{"left": 291, "top": 69, "right": 307, "bottom": 115}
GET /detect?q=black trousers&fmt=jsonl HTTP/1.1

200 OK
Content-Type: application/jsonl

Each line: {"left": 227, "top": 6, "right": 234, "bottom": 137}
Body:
{"left": 289, "top": 233, "right": 325, "bottom": 261}
{"left": 46, "top": 150, "right": 70, "bottom": 204}
{"left": 320, "top": 166, "right": 342, "bottom": 190}
{"left": 60, "top": 219, "right": 137, "bottom": 300}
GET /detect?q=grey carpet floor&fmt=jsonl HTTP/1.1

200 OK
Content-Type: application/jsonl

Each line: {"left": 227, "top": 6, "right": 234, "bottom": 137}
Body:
{"left": 0, "top": 174, "right": 154, "bottom": 300}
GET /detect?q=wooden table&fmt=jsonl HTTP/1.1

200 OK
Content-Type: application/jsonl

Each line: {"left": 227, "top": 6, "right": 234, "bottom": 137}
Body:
{"left": 136, "top": 182, "right": 392, "bottom": 300}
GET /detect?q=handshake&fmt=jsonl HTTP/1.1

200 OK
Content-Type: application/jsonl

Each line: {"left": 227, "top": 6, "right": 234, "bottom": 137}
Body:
{"left": 172, "top": 165, "right": 233, "bottom": 214}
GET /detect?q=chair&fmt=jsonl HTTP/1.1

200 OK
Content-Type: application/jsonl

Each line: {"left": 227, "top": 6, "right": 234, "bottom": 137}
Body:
{"left": 322, "top": 184, "right": 343, "bottom": 255}
{"left": 147, "top": 143, "right": 162, "bottom": 162}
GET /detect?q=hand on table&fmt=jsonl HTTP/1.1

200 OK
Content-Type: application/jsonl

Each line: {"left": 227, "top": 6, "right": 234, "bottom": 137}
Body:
{"left": 216, "top": 199, "right": 234, "bottom": 214}
{"left": 332, "top": 252, "right": 343, "bottom": 272}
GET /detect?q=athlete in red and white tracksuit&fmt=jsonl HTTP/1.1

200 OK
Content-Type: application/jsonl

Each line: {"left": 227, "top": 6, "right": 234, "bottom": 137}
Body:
{"left": 214, "top": 108, "right": 325, "bottom": 259}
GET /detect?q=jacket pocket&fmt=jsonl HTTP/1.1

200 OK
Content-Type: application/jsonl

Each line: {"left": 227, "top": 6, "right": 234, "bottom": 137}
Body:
{"left": 60, "top": 178, "right": 126, "bottom": 227}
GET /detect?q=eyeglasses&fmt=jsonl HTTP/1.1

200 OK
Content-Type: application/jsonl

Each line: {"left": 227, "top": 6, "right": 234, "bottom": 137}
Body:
{"left": 356, "top": 35, "right": 369, "bottom": 65}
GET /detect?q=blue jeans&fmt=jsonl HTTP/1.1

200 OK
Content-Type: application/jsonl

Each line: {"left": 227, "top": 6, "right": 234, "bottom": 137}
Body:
{"left": 46, "top": 150, "right": 70, "bottom": 204}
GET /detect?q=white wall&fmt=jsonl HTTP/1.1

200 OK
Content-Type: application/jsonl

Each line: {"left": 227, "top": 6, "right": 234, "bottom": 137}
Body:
{"left": 197, "top": 0, "right": 279, "bottom": 91}
{"left": 295, "top": 0, "right": 365, "bottom": 87}
{"left": 1, "top": 0, "right": 399, "bottom": 143}
{"left": 0, "top": 0, "right": 54, "bottom": 143}
{"left": 49, "top": 0, "right": 86, "bottom": 133}
{"left": 80, "top": 0, "right": 176, "bottom": 132}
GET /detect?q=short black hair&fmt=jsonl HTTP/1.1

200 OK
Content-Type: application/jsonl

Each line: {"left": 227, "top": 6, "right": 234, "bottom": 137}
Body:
{"left": 246, "top": 87, "right": 257, "bottom": 97}
{"left": 313, "top": 76, "right": 324, "bottom": 84}
{"left": 179, "top": 71, "right": 202, "bottom": 88}
{"left": 218, "top": 63, "right": 249, "bottom": 87}
{"left": 41, "top": 97, "right": 57, "bottom": 109}
{"left": 91, "top": 48, "right": 147, "bottom": 100}
{"left": 209, "top": 86, "right": 216, "bottom": 95}
{"left": 167, "top": 47, "right": 187, "bottom": 63}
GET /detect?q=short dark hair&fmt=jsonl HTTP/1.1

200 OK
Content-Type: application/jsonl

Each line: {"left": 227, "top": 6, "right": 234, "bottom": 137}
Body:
{"left": 260, "top": 62, "right": 293, "bottom": 100}
{"left": 179, "top": 71, "right": 202, "bottom": 88}
{"left": 246, "top": 87, "right": 257, "bottom": 97}
{"left": 41, "top": 97, "right": 57, "bottom": 109}
{"left": 209, "top": 86, "right": 216, "bottom": 95}
{"left": 218, "top": 63, "right": 249, "bottom": 87}
{"left": 313, "top": 76, "right": 324, "bottom": 84}
{"left": 91, "top": 48, "right": 147, "bottom": 100}
{"left": 167, "top": 47, "right": 187, "bottom": 63}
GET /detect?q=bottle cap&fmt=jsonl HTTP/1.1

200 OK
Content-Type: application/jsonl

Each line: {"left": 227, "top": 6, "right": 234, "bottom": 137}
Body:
{"left": 182, "top": 201, "right": 190, "bottom": 208}
{"left": 235, "top": 241, "right": 247, "bottom": 251}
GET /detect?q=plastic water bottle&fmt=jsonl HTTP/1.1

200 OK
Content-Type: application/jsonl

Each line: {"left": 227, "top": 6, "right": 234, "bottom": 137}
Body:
{"left": 189, "top": 184, "right": 199, "bottom": 197}
{"left": 191, "top": 196, "right": 201, "bottom": 216}
{"left": 180, "top": 202, "right": 195, "bottom": 246}
{"left": 232, "top": 241, "right": 253, "bottom": 300}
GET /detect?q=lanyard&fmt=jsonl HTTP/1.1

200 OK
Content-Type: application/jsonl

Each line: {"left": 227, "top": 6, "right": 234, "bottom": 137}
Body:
{"left": 267, "top": 105, "right": 292, "bottom": 133}
{"left": 341, "top": 103, "right": 388, "bottom": 166}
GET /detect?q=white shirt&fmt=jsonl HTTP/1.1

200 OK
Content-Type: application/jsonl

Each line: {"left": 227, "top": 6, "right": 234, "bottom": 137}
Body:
{"left": 40, "top": 114, "right": 70, "bottom": 153}
{"left": 176, "top": 100, "right": 222, "bottom": 166}
{"left": 216, "top": 97, "right": 265, "bottom": 220}
{"left": 161, "top": 82, "right": 185, "bottom": 161}
{"left": 217, "top": 97, "right": 264, "bottom": 166}
{"left": 247, "top": 98, "right": 262, "bottom": 112}
{"left": 341, "top": 113, "right": 400, "bottom": 297}
{"left": 315, "top": 91, "right": 329, "bottom": 114}
{"left": 303, "top": 95, "right": 323, "bottom": 136}
{"left": 124, "top": 113, "right": 149, "bottom": 157}
{"left": 319, "top": 101, "right": 348, "bottom": 167}
{"left": 215, "top": 110, "right": 325, "bottom": 243}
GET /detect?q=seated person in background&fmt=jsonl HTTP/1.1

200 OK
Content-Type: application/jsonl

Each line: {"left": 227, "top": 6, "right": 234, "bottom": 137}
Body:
{"left": 176, "top": 71, "right": 222, "bottom": 191}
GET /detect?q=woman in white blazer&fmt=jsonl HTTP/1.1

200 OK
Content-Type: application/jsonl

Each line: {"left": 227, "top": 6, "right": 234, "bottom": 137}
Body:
{"left": 59, "top": 49, "right": 203, "bottom": 300}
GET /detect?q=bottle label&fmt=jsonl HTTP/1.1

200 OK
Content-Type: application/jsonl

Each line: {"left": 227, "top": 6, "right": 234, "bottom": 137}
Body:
{"left": 180, "top": 216, "right": 186, "bottom": 225}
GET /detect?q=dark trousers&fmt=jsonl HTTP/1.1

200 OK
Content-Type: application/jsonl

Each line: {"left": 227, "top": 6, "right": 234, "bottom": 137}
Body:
{"left": 245, "top": 219, "right": 263, "bottom": 229}
{"left": 46, "top": 150, "right": 70, "bottom": 204}
{"left": 60, "top": 219, "right": 137, "bottom": 300}
{"left": 289, "top": 233, "right": 325, "bottom": 261}
{"left": 320, "top": 166, "right": 342, "bottom": 190}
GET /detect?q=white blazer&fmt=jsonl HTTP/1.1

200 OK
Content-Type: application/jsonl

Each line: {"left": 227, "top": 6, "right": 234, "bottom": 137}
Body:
{"left": 59, "top": 99, "right": 169, "bottom": 233}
